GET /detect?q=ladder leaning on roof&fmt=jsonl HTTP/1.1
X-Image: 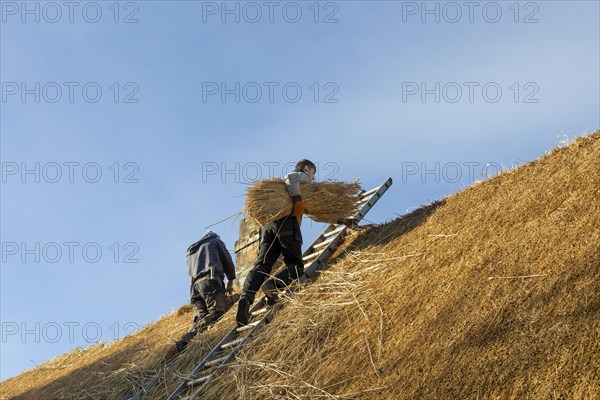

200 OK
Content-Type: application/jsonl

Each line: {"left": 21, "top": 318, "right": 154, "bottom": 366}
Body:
{"left": 164, "top": 177, "right": 393, "bottom": 400}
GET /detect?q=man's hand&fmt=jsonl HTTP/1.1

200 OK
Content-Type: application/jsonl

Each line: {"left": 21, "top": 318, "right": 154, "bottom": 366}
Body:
{"left": 337, "top": 217, "right": 358, "bottom": 227}
{"left": 225, "top": 279, "right": 235, "bottom": 295}
{"left": 292, "top": 199, "right": 305, "bottom": 217}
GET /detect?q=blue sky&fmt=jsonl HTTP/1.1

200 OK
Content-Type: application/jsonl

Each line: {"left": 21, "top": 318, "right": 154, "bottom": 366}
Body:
{"left": 1, "top": 0, "right": 598, "bottom": 381}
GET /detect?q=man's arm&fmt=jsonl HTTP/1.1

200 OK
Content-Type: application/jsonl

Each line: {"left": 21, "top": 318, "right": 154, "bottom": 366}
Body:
{"left": 218, "top": 241, "right": 236, "bottom": 281}
{"left": 284, "top": 171, "right": 308, "bottom": 202}
{"left": 285, "top": 172, "right": 310, "bottom": 216}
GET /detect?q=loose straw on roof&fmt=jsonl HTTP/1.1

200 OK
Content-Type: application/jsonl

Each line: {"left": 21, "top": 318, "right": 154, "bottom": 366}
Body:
{"left": 245, "top": 179, "right": 362, "bottom": 225}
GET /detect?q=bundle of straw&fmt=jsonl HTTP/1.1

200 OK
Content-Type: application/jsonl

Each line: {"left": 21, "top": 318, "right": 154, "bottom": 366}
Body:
{"left": 245, "top": 179, "right": 362, "bottom": 225}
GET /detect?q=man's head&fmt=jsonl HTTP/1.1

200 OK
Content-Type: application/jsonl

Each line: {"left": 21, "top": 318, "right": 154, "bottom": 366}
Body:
{"left": 295, "top": 159, "right": 316, "bottom": 183}
{"left": 202, "top": 231, "right": 219, "bottom": 240}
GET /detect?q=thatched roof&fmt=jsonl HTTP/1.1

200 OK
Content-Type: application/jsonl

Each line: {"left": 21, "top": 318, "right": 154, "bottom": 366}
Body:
{"left": 2, "top": 131, "right": 598, "bottom": 400}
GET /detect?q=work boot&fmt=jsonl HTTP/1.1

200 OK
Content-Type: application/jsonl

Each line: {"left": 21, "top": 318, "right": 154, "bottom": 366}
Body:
{"left": 262, "top": 280, "right": 279, "bottom": 306}
{"left": 265, "top": 292, "right": 279, "bottom": 306}
{"left": 175, "top": 328, "right": 198, "bottom": 352}
{"left": 236, "top": 297, "right": 250, "bottom": 327}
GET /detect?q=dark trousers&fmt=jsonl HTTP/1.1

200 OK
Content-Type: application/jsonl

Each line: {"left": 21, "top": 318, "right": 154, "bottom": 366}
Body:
{"left": 241, "top": 217, "right": 304, "bottom": 304}
{"left": 190, "top": 278, "right": 228, "bottom": 329}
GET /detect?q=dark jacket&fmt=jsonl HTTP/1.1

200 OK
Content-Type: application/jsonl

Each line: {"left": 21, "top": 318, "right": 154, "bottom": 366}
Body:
{"left": 186, "top": 232, "right": 236, "bottom": 282}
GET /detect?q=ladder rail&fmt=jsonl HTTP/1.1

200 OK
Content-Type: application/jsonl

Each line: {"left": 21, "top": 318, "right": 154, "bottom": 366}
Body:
{"left": 123, "top": 344, "right": 191, "bottom": 400}
{"left": 180, "top": 314, "right": 270, "bottom": 399}
{"left": 165, "top": 178, "right": 393, "bottom": 400}
{"left": 164, "top": 326, "right": 240, "bottom": 399}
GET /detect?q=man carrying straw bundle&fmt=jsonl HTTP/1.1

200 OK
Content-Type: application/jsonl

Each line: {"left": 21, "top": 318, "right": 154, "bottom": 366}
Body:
{"left": 236, "top": 159, "right": 316, "bottom": 326}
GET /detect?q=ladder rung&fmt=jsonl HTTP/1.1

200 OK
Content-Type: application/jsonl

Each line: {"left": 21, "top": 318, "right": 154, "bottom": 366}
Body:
{"left": 313, "top": 237, "right": 336, "bottom": 250}
{"left": 205, "top": 354, "right": 230, "bottom": 368}
{"left": 323, "top": 226, "right": 344, "bottom": 238}
{"left": 303, "top": 251, "right": 321, "bottom": 262}
{"left": 360, "top": 186, "right": 380, "bottom": 198}
{"left": 236, "top": 321, "right": 260, "bottom": 333}
{"left": 186, "top": 375, "right": 210, "bottom": 387}
{"left": 356, "top": 195, "right": 372, "bottom": 205}
{"left": 251, "top": 307, "right": 269, "bottom": 316}
{"left": 221, "top": 337, "right": 245, "bottom": 350}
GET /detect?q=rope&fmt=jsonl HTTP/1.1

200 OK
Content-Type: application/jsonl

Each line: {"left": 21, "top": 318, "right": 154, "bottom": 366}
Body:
{"left": 203, "top": 211, "right": 243, "bottom": 229}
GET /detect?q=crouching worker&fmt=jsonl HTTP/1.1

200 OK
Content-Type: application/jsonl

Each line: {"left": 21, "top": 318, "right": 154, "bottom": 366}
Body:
{"left": 236, "top": 159, "right": 316, "bottom": 326}
{"left": 176, "top": 231, "right": 237, "bottom": 351}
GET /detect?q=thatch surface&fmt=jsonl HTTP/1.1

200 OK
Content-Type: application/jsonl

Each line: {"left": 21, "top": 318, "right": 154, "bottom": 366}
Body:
{"left": 245, "top": 179, "right": 362, "bottom": 225}
{"left": 1, "top": 131, "right": 599, "bottom": 399}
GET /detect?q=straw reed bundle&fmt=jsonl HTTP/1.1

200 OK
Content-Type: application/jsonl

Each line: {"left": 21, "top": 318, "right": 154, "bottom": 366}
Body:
{"left": 245, "top": 179, "right": 362, "bottom": 225}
